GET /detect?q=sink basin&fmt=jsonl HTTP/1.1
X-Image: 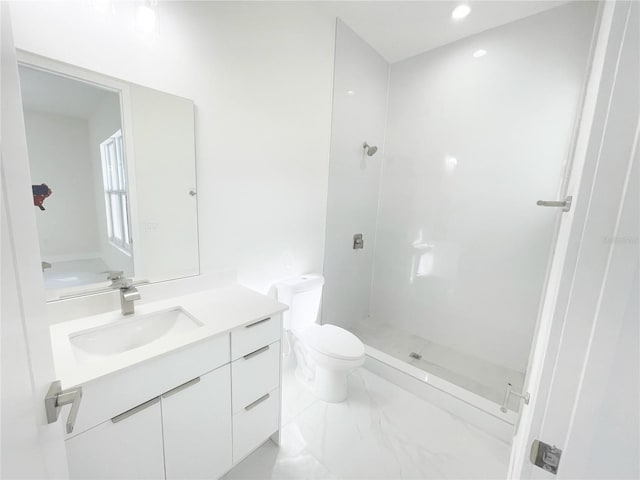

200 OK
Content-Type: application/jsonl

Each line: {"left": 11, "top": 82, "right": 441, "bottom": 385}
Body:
{"left": 70, "top": 307, "right": 203, "bottom": 359}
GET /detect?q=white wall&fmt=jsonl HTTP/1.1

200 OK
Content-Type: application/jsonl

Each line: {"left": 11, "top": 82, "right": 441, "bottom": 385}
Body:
{"left": 369, "top": 2, "right": 597, "bottom": 372}
{"left": 321, "top": 21, "right": 389, "bottom": 329}
{"left": 9, "top": 1, "right": 336, "bottom": 304}
{"left": 24, "top": 110, "right": 102, "bottom": 260}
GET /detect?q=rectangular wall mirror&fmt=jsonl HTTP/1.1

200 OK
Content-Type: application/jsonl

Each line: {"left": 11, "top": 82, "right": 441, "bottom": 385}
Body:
{"left": 18, "top": 52, "right": 200, "bottom": 301}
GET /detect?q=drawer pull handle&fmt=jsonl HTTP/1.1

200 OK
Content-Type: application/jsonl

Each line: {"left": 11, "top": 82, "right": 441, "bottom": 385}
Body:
{"left": 111, "top": 397, "right": 160, "bottom": 423}
{"left": 245, "top": 317, "right": 270, "bottom": 329}
{"left": 162, "top": 377, "right": 201, "bottom": 399}
{"left": 244, "top": 393, "right": 270, "bottom": 411}
{"left": 243, "top": 345, "right": 270, "bottom": 360}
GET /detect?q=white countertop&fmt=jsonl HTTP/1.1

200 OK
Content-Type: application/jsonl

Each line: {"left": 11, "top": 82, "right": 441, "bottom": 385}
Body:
{"left": 51, "top": 284, "right": 288, "bottom": 388}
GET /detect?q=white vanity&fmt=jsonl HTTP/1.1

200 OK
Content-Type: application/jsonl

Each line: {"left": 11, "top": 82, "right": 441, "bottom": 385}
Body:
{"left": 50, "top": 285, "right": 287, "bottom": 480}
{"left": 20, "top": 52, "right": 289, "bottom": 480}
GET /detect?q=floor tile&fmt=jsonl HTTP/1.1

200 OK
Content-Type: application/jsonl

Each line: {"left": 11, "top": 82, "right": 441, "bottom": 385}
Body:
{"left": 225, "top": 366, "right": 510, "bottom": 480}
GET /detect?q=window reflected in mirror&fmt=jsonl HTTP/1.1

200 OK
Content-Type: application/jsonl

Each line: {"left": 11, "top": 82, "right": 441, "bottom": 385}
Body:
{"left": 19, "top": 65, "right": 135, "bottom": 292}
{"left": 100, "top": 129, "right": 131, "bottom": 254}
{"left": 18, "top": 54, "right": 200, "bottom": 301}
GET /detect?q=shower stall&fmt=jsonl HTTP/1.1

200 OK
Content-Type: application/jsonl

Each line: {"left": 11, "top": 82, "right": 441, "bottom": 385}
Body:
{"left": 322, "top": 2, "right": 599, "bottom": 427}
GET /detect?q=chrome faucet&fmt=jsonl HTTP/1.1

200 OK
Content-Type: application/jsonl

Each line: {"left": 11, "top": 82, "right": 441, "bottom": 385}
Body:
{"left": 118, "top": 279, "right": 141, "bottom": 315}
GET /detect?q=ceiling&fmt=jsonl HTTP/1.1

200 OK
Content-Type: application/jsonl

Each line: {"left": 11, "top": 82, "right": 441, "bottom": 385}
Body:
{"left": 18, "top": 65, "right": 117, "bottom": 119}
{"left": 319, "top": 1, "right": 568, "bottom": 63}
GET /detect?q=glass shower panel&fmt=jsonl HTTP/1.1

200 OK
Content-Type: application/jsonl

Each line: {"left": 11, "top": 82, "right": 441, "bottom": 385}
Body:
{"left": 325, "top": 2, "right": 598, "bottom": 409}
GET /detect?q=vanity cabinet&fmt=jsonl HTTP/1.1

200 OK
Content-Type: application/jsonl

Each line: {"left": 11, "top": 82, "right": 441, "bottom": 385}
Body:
{"left": 66, "top": 365, "right": 232, "bottom": 480}
{"left": 64, "top": 314, "right": 282, "bottom": 480}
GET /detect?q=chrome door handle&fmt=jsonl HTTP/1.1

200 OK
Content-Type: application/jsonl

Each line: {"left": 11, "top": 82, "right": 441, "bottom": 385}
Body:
{"left": 536, "top": 195, "right": 572, "bottom": 212}
{"left": 45, "top": 381, "right": 83, "bottom": 434}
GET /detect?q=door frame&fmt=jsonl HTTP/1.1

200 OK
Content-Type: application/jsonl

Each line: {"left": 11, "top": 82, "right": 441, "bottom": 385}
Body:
{"left": 508, "top": 1, "right": 635, "bottom": 476}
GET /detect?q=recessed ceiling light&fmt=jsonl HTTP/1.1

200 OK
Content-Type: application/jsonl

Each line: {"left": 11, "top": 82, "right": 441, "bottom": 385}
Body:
{"left": 472, "top": 49, "right": 487, "bottom": 58}
{"left": 451, "top": 4, "right": 471, "bottom": 20}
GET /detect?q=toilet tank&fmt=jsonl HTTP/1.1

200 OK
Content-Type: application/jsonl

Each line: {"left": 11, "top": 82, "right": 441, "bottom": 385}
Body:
{"left": 276, "top": 274, "right": 324, "bottom": 331}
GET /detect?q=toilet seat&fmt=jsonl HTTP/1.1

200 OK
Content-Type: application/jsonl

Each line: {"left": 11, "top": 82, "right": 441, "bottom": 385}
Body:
{"left": 299, "top": 324, "right": 365, "bottom": 361}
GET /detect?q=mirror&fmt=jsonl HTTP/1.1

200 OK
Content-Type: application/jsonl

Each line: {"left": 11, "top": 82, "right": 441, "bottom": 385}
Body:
{"left": 18, "top": 55, "right": 199, "bottom": 300}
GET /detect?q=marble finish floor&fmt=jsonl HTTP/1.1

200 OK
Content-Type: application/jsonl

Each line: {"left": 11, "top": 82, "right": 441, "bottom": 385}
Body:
{"left": 349, "top": 320, "right": 525, "bottom": 407}
{"left": 224, "top": 366, "right": 510, "bottom": 479}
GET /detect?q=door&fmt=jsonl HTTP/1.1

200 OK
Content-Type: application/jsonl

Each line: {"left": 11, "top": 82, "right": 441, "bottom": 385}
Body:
{"left": 0, "top": 4, "right": 69, "bottom": 478}
{"left": 509, "top": 1, "right": 639, "bottom": 478}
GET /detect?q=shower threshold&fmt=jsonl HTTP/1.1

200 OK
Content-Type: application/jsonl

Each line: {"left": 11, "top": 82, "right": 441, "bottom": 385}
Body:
{"left": 349, "top": 321, "right": 525, "bottom": 423}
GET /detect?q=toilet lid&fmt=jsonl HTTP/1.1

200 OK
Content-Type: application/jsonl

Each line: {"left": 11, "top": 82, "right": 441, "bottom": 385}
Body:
{"left": 301, "top": 324, "right": 365, "bottom": 360}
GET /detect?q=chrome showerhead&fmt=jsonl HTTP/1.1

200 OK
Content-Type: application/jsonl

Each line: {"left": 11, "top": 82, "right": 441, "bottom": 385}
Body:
{"left": 363, "top": 142, "right": 378, "bottom": 157}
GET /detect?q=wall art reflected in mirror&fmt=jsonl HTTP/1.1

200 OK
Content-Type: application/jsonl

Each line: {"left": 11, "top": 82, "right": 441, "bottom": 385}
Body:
{"left": 18, "top": 54, "right": 200, "bottom": 300}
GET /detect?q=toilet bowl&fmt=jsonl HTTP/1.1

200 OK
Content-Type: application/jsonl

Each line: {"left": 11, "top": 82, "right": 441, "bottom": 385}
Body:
{"left": 292, "top": 324, "right": 365, "bottom": 402}
{"left": 277, "top": 274, "right": 365, "bottom": 403}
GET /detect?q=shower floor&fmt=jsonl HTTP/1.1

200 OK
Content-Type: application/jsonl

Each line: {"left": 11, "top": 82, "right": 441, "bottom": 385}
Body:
{"left": 349, "top": 319, "right": 525, "bottom": 407}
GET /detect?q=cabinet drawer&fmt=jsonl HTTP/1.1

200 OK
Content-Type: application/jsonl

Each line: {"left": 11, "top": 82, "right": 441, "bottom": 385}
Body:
{"left": 232, "top": 341, "right": 280, "bottom": 413}
{"left": 231, "top": 315, "right": 281, "bottom": 360}
{"left": 232, "top": 388, "right": 280, "bottom": 463}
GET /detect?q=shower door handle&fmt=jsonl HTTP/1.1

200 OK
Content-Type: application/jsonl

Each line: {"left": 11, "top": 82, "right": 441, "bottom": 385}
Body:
{"left": 536, "top": 196, "right": 572, "bottom": 212}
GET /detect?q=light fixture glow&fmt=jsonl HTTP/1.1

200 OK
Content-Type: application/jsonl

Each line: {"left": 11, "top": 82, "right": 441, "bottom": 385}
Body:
{"left": 346, "top": 90, "right": 355, "bottom": 96}
{"left": 445, "top": 155, "right": 458, "bottom": 173}
{"left": 92, "top": 0, "right": 111, "bottom": 14}
{"left": 472, "top": 49, "right": 487, "bottom": 58}
{"left": 137, "top": 4, "right": 157, "bottom": 33}
{"left": 451, "top": 4, "right": 471, "bottom": 20}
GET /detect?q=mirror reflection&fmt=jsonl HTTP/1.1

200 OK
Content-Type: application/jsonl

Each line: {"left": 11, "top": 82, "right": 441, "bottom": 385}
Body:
{"left": 19, "top": 60, "right": 200, "bottom": 300}
{"left": 20, "top": 66, "right": 134, "bottom": 290}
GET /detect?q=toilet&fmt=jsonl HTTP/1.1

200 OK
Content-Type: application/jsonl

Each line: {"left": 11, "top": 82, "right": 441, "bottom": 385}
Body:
{"left": 276, "top": 274, "right": 365, "bottom": 403}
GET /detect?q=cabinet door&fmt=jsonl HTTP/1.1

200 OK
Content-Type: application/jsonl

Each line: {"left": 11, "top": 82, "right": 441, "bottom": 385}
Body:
{"left": 66, "top": 398, "right": 164, "bottom": 479}
{"left": 162, "top": 364, "right": 232, "bottom": 480}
